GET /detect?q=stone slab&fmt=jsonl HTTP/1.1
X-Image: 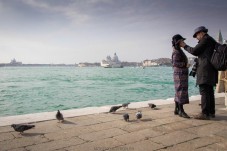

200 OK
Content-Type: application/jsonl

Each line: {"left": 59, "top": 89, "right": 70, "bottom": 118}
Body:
{"left": 184, "top": 123, "right": 227, "bottom": 137}
{"left": 195, "top": 140, "right": 227, "bottom": 151}
{"left": 66, "top": 138, "right": 123, "bottom": 151}
{"left": 163, "top": 136, "right": 220, "bottom": 151}
{"left": 152, "top": 121, "right": 193, "bottom": 134}
{"left": 120, "top": 120, "right": 161, "bottom": 132}
{"left": 44, "top": 126, "right": 94, "bottom": 140}
{"left": 114, "top": 128, "right": 163, "bottom": 144}
{"left": 78, "top": 128, "right": 127, "bottom": 141}
{"left": 0, "top": 132, "right": 15, "bottom": 142}
{"left": 25, "top": 137, "right": 84, "bottom": 151}
{"left": 0, "top": 135, "right": 48, "bottom": 151}
{"left": 215, "top": 129, "right": 227, "bottom": 139}
{"left": 150, "top": 130, "right": 198, "bottom": 147}
{"left": 112, "top": 140, "right": 165, "bottom": 151}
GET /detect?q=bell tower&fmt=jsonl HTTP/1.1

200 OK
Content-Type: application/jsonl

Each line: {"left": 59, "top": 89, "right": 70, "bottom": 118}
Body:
{"left": 217, "top": 30, "right": 223, "bottom": 44}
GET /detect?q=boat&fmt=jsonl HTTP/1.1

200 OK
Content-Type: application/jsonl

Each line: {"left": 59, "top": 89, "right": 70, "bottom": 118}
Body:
{"left": 101, "top": 53, "right": 123, "bottom": 68}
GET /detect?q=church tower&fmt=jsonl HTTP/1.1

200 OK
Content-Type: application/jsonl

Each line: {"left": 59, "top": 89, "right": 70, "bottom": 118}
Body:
{"left": 217, "top": 30, "right": 223, "bottom": 44}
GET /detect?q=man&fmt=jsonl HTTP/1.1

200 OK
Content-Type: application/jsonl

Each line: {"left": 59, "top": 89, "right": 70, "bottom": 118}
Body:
{"left": 179, "top": 26, "right": 218, "bottom": 120}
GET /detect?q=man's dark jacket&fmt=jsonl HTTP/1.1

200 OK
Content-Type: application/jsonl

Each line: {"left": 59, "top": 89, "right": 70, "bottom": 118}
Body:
{"left": 184, "top": 34, "right": 218, "bottom": 86}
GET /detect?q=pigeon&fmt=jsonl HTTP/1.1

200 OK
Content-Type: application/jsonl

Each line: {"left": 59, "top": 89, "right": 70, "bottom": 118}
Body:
{"left": 123, "top": 113, "right": 129, "bottom": 122}
{"left": 56, "top": 110, "right": 64, "bottom": 122}
{"left": 109, "top": 106, "right": 122, "bottom": 113}
{"left": 136, "top": 111, "right": 142, "bottom": 120}
{"left": 122, "top": 102, "right": 130, "bottom": 108}
{"left": 11, "top": 124, "right": 35, "bottom": 134}
{"left": 148, "top": 103, "right": 156, "bottom": 109}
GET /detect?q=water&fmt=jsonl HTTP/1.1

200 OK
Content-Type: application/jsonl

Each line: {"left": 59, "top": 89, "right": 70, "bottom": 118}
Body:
{"left": 0, "top": 66, "right": 198, "bottom": 117}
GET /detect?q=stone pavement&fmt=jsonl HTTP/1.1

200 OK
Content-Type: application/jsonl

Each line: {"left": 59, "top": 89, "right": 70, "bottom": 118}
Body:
{"left": 0, "top": 97, "right": 227, "bottom": 151}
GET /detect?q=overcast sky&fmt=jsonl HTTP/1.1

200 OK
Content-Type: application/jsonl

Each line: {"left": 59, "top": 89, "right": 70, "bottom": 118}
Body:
{"left": 0, "top": 0, "right": 227, "bottom": 64}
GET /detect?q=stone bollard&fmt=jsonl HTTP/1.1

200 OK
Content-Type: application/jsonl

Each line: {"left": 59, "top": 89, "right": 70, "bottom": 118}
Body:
{"left": 224, "top": 78, "right": 227, "bottom": 108}
{"left": 216, "top": 71, "right": 225, "bottom": 93}
{"left": 225, "top": 92, "right": 227, "bottom": 108}
{"left": 219, "top": 71, "right": 227, "bottom": 108}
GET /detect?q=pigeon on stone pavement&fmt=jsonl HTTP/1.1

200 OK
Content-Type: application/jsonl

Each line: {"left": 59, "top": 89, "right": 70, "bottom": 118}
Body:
{"left": 148, "top": 103, "right": 156, "bottom": 109}
{"left": 109, "top": 106, "right": 122, "bottom": 113}
{"left": 136, "top": 111, "right": 142, "bottom": 120}
{"left": 11, "top": 124, "right": 35, "bottom": 134}
{"left": 122, "top": 102, "right": 130, "bottom": 108}
{"left": 56, "top": 110, "right": 64, "bottom": 122}
{"left": 123, "top": 113, "right": 129, "bottom": 122}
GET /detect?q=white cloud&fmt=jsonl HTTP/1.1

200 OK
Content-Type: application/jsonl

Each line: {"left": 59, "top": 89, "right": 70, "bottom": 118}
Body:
{"left": 21, "top": 0, "right": 91, "bottom": 25}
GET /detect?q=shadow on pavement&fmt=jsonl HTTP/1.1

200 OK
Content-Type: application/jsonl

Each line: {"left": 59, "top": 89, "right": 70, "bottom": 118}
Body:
{"left": 21, "top": 132, "right": 45, "bottom": 137}
{"left": 128, "top": 118, "right": 152, "bottom": 123}
{"left": 212, "top": 115, "right": 227, "bottom": 121}
{"left": 62, "top": 120, "right": 76, "bottom": 125}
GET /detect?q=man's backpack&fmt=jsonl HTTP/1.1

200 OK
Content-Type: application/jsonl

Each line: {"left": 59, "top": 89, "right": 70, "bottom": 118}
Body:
{"left": 210, "top": 43, "right": 227, "bottom": 71}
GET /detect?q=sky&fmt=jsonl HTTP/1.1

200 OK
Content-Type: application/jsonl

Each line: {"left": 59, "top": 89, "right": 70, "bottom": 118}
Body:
{"left": 0, "top": 0, "right": 227, "bottom": 64}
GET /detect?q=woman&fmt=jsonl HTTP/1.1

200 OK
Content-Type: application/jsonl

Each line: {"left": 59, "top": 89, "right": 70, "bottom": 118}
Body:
{"left": 172, "top": 34, "right": 190, "bottom": 118}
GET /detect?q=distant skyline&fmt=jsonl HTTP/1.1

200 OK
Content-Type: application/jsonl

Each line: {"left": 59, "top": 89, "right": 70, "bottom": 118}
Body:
{"left": 1, "top": 0, "right": 227, "bottom": 64}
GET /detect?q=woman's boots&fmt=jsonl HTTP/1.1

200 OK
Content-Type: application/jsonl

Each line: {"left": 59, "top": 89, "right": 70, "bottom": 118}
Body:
{"left": 178, "top": 104, "right": 190, "bottom": 118}
{"left": 174, "top": 102, "right": 190, "bottom": 118}
{"left": 174, "top": 102, "right": 179, "bottom": 115}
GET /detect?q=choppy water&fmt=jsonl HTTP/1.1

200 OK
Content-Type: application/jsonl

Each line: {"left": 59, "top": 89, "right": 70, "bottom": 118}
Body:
{"left": 0, "top": 66, "right": 198, "bottom": 117}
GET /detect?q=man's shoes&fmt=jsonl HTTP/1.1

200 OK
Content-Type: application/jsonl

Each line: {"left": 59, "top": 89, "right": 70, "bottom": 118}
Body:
{"left": 174, "top": 109, "right": 179, "bottom": 115}
{"left": 210, "top": 114, "right": 215, "bottom": 118}
{"left": 179, "top": 111, "right": 190, "bottom": 118}
{"left": 193, "top": 113, "right": 210, "bottom": 120}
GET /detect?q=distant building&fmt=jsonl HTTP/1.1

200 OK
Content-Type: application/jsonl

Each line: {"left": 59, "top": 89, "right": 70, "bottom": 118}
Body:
{"left": 143, "top": 58, "right": 172, "bottom": 67}
{"left": 10, "top": 58, "right": 22, "bottom": 65}
{"left": 101, "top": 53, "right": 123, "bottom": 68}
{"left": 78, "top": 63, "right": 87, "bottom": 67}
{"left": 217, "top": 30, "right": 227, "bottom": 44}
{"left": 143, "top": 60, "right": 159, "bottom": 67}
{"left": 217, "top": 30, "right": 223, "bottom": 44}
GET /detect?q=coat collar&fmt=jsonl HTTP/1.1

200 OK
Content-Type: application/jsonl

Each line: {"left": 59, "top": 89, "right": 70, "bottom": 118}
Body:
{"left": 198, "top": 34, "right": 209, "bottom": 43}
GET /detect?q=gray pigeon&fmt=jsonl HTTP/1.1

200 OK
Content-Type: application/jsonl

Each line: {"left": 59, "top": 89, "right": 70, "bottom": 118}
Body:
{"left": 123, "top": 113, "right": 129, "bottom": 122}
{"left": 56, "top": 110, "right": 64, "bottom": 122}
{"left": 109, "top": 106, "right": 122, "bottom": 113}
{"left": 122, "top": 102, "right": 130, "bottom": 108}
{"left": 148, "top": 103, "right": 156, "bottom": 109}
{"left": 11, "top": 124, "right": 35, "bottom": 133}
{"left": 136, "top": 111, "right": 142, "bottom": 120}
